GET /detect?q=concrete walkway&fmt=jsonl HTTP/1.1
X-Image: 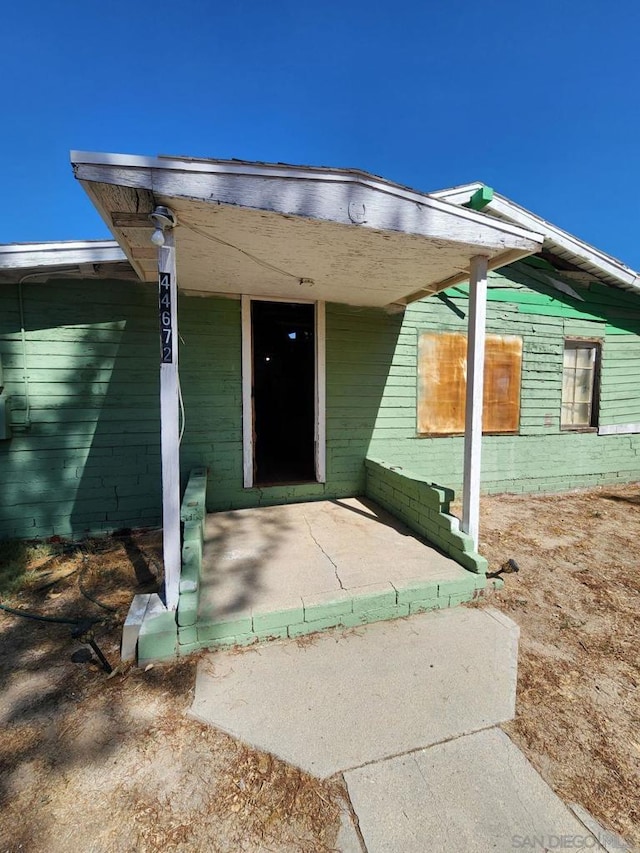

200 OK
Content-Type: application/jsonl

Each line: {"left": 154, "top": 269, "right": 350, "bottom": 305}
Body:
{"left": 190, "top": 608, "right": 614, "bottom": 852}
{"left": 345, "top": 727, "right": 611, "bottom": 852}
{"left": 190, "top": 607, "right": 518, "bottom": 777}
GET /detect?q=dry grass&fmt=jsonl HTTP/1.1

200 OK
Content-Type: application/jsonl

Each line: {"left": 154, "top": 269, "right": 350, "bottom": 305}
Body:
{"left": 0, "top": 539, "right": 57, "bottom": 596}
{"left": 0, "top": 530, "right": 343, "bottom": 853}
{"left": 472, "top": 483, "right": 640, "bottom": 848}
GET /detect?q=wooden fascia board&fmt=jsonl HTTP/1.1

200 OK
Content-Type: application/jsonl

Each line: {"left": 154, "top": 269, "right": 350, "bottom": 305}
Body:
{"left": 151, "top": 173, "right": 543, "bottom": 249}
{"left": 73, "top": 160, "right": 543, "bottom": 257}
{"left": 0, "top": 241, "right": 126, "bottom": 270}
{"left": 1, "top": 239, "right": 121, "bottom": 254}
{"left": 73, "top": 151, "right": 483, "bottom": 195}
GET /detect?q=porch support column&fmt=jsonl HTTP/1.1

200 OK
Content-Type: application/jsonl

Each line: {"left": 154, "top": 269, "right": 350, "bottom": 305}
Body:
{"left": 461, "top": 254, "right": 489, "bottom": 550}
{"left": 158, "top": 229, "right": 181, "bottom": 610}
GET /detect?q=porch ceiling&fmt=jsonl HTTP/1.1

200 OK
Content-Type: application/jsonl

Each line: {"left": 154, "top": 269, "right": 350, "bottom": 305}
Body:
{"left": 71, "top": 152, "right": 544, "bottom": 308}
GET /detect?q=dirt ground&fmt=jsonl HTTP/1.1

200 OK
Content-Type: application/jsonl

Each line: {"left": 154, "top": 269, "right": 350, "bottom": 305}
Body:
{"left": 0, "top": 483, "right": 638, "bottom": 852}
{"left": 0, "top": 532, "right": 344, "bottom": 853}
{"left": 474, "top": 483, "right": 640, "bottom": 849}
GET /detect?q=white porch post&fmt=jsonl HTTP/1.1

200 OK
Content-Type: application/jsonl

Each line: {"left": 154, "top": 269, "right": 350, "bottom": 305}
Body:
{"left": 461, "top": 255, "right": 489, "bottom": 550}
{"left": 158, "top": 229, "right": 181, "bottom": 610}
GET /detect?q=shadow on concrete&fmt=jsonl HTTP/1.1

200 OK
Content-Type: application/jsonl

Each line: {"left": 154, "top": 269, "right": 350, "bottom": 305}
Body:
{"left": 199, "top": 506, "right": 294, "bottom": 619}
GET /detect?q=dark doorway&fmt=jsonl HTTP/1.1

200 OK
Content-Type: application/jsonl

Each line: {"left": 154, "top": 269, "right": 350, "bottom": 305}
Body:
{"left": 252, "top": 300, "right": 316, "bottom": 485}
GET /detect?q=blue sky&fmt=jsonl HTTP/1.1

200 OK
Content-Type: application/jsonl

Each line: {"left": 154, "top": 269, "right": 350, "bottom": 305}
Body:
{"left": 3, "top": 0, "right": 640, "bottom": 268}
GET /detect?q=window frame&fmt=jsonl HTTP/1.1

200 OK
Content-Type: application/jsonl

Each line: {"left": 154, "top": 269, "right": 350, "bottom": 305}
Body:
{"left": 560, "top": 337, "right": 602, "bottom": 432}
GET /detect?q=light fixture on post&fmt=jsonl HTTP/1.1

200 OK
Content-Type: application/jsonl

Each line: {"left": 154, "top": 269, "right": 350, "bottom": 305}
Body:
{"left": 149, "top": 205, "right": 177, "bottom": 246}
{"left": 150, "top": 227, "right": 165, "bottom": 247}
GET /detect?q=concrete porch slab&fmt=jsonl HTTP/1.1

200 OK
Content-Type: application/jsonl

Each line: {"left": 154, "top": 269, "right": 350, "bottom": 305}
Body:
{"left": 344, "top": 728, "right": 607, "bottom": 852}
{"left": 189, "top": 606, "right": 519, "bottom": 778}
{"left": 195, "top": 498, "right": 482, "bottom": 649}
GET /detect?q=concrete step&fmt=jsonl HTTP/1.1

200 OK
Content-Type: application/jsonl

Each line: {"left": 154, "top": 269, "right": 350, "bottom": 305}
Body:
{"left": 191, "top": 569, "right": 485, "bottom": 652}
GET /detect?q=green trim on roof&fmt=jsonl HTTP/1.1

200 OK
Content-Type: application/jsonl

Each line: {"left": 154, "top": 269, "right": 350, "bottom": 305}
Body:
{"left": 463, "top": 185, "right": 494, "bottom": 211}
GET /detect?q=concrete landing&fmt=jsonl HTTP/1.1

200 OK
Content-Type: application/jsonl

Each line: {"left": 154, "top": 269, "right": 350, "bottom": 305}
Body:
{"left": 190, "top": 606, "right": 518, "bottom": 778}
{"left": 194, "top": 498, "right": 485, "bottom": 649}
{"left": 345, "top": 727, "right": 607, "bottom": 852}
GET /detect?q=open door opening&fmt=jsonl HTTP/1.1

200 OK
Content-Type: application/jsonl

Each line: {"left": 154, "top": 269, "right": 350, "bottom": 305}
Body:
{"left": 251, "top": 300, "right": 316, "bottom": 485}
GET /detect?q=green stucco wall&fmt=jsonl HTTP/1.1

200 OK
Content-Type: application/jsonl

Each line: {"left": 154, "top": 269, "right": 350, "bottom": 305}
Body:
{"left": 1, "top": 260, "right": 639, "bottom": 541}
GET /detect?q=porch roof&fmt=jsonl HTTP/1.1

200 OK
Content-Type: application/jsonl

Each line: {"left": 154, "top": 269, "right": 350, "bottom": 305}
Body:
{"left": 71, "top": 152, "right": 543, "bottom": 309}
{"left": 0, "top": 240, "right": 135, "bottom": 284}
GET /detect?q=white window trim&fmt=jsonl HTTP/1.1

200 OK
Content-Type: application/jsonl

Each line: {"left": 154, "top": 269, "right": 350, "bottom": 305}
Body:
{"left": 241, "top": 295, "right": 326, "bottom": 488}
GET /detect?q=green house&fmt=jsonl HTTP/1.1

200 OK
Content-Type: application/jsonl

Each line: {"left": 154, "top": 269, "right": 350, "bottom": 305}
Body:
{"left": 1, "top": 153, "right": 639, "bottom": 660}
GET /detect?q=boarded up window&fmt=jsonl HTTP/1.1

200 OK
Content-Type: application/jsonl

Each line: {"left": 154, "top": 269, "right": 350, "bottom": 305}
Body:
{"left": 418, "top": 332, "right": 522, "bottom": 435}
{"left": 484, "top": 335, "right": 523, "bottom": 433}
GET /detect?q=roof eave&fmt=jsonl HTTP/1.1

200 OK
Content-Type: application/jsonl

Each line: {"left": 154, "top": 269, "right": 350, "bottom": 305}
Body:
{"left": 431, "top": 183, "right": 640, "bottom": 293}
{"left": 70, "top": 151, "right": 545, "bottom": 246}
{"left": 0, "top": 240, "right": 127, "bottom": 271}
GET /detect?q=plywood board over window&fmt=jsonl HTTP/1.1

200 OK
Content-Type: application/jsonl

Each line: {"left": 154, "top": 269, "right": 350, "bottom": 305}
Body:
{"left": 418, "top": 332, "right": 523, "bottom": 435}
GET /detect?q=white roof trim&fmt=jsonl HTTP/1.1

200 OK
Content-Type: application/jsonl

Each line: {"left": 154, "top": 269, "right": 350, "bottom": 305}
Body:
{"left": 0, "top": 240, "right": 126, "bottom": 270}
{"left": 431, "top": 182, "right": 640, "bottom": 292}
{"left": 71, "top": 150, "right": 544, "bottom": 247}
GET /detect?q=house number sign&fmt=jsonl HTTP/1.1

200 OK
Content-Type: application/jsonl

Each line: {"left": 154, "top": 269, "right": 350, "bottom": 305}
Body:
{"left": 159, "top": 272, "right": 173, "bottom": 363}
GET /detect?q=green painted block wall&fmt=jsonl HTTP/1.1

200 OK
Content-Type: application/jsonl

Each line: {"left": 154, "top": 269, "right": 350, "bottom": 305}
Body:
{"left": 364, "top": 458, "right": 488, "bottom": 573}
{"left": 1, "top": 259, "right": 640, "bottom": 542}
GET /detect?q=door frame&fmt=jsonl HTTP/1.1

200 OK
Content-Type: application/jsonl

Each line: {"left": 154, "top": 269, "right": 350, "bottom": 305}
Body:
{"left": 241, "top": 295, "right": 326, "bottom": 488}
